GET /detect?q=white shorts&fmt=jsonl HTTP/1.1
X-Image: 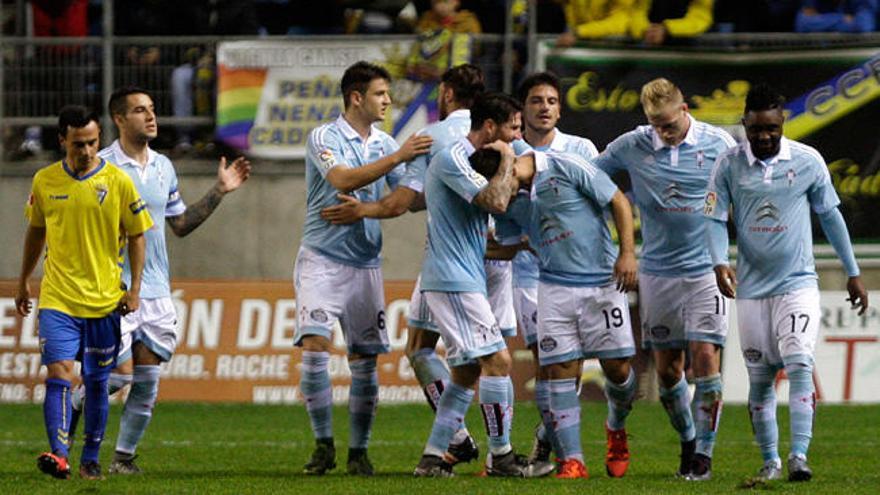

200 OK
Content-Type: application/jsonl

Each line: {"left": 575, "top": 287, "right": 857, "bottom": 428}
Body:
{"left": 513, "top": 286, "right": 538, "bottom": 346}
{"left": 485, "top": 259, "right": 516, "bottom": 337}
{"left": 639, "top": 272, "right": 729, "bottom": 350}
{"left": 407, "top": 275, "right": 438, "bottom": 332}
{"left": 118, "top": 297, "right": 179, "bottom": 364}
{"left": 424, "top": 291, "right": 505, "bottom": 367}
{"left": 293, "top": 247, "right": 390, "bottom": 355}
{"left": 537, "top": 281, "right": 635, "bottom": 365}
{"left": 736, "top": 287, "right": 820, "bottom": 369}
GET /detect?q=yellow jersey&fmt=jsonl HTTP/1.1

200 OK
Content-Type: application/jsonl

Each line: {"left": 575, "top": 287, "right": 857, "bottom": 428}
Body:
{"left": 25, "top": 159, "right": 154, "bottom": 317}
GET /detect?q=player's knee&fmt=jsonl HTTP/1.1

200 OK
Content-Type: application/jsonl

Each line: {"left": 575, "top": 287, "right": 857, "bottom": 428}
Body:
{"left": 479, "top": 349, "right": 512, "bottom": 376}
{"left": 45, "top": 360, "right": 76, "bottom": 381}
{"left": 301, "top": 335, "right": 332, "bottom": 352}
{"left": 404, "top": 328, "right": 437, "bottom": 361}
{"left": 601, "top": 357, "right": 631, "bottom": 384}
{"left": 690, "top": 344, "right": 720, "bottom": 376}
{"left": 545, "top": 360, "right": 579, "bottom": 380}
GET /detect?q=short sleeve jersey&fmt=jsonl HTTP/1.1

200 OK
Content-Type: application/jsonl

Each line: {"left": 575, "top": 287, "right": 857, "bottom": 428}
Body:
{"left": 420, "top": 138, "right": 491, "bottom": 293}
{"left": 496, "top": 151, "right": 619, "bottom": 287}
{"left": 99, "top": 140, "right": 186, "bottom": 299}
{"left": 593, "top": 115, "right": 736, "bottom": 277}
{"left": 703, "top": 137, "right": 839, "bottom": 298}
{"left": 509, "top": 129, "right": 600, "bottom": 288}
{"left": 399, "top": 109, "right": 471, "bottom": 193}
{"left": 302, "top": 115, "right": 403, "bottom": 267}
{"left": 25, "top": 159, "right": 154, "bottom": 317}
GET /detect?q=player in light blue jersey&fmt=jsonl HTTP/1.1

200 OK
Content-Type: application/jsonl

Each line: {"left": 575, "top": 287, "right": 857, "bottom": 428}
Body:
{"left": 67, "top": 87, "right": 251, "bottom": 475}
{"left": 320, "top": 64, "right": 485, "bottom": 466}
{"left": 414, "top": 93, "right": 554, "bottom": 478}
{"left": 593, "top": 78, "right": 737, "bottom": 480}
{"left": 295, "top": 61, "right": 433, "bottom": 476}
{"left": 510, "top": 71, "right": 601, "bottom": 470}
{"left": 705, "top": 84, "right": 867, "bottom": 483}
{"left": 485, "top": 148, "right": 638, "bottom": 479}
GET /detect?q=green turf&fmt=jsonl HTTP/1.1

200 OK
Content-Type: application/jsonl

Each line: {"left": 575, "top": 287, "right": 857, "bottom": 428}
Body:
{"left": 0, "top": 401, "right": 878, "bottom": 494}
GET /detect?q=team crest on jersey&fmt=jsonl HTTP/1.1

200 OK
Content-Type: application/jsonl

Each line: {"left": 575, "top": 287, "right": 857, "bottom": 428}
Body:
{"left": 743, "top": 348, "right": 762, "bottom": 363}
{"left": 703, "top": 191, "right": 717, "bottom": 215}
{"left": 786, "top": 168, "right": 796, "bottom": 186}
{"left": 539, "top": 336, "right": 557, "bottom": 352}
{"left": 696, "top": 150, "right": 705, "bottom": 168}
{"left": 310, "top": 309, "right": 329, "bottom": 323}
{"left": 318, "top": 149, "right": 336, "bottom": 171}
{"left": 650, "top": 325, "right": 671, "bottom": 340}
{"left": 94, "top": 184, "right": 108, "bottom": 205}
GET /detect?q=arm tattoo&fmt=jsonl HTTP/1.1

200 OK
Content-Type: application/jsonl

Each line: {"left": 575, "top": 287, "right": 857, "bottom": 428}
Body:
{"left": 474, "top": 161, "right": 514, "bottom": 213}
{"left": 167, "top": 184, "right": 224, "bottom": 237}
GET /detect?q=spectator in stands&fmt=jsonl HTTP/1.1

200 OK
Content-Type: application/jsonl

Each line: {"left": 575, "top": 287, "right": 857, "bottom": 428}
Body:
{"left": 556, "top": 0, "right": 639, "bottom": 47}
{"left": 406, "top": 0, "right": 482, "bottom": 81}
{"left": 714, "top": 0, "right": 800, "bottom": 33}
{"left": 794, "top": 0, "right": 877, "bottom": 32}
{"left": 631, "top": 0, "right": 715, "bottom": 45}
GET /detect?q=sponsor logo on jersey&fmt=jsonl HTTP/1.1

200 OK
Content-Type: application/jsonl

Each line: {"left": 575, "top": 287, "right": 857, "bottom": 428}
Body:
{"left": 755, "top": 200, "right": 780, "bottom": 222}
{"left": 49, "top": 194, "right": 69, "bottom": 200}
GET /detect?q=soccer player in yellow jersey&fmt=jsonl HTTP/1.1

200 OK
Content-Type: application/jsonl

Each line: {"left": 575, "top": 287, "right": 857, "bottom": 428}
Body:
{"left": 14, "top": 106, "right": 153, "bottom": 481}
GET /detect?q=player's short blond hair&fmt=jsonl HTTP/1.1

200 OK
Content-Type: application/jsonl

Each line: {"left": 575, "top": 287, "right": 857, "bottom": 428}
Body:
{"left": 640, "top": 78, "right": 684, "bottom": 118}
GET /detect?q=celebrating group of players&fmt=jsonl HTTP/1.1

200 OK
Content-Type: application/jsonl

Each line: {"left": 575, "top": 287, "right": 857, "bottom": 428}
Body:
{"left": 15, "top": 59, "right": 868, "bottom": 482}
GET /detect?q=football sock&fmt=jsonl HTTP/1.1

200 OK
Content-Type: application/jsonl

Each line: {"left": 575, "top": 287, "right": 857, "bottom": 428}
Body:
{"left": 115, "top": 365, "right": 160, "bottom": 455}
{"left": 534, "top": 378, "right": 560, "bottom": 454}
{"left": 479, "top": 376, "right": 512, "bottom": 456}
{"left": 605, "top": 367, "right": 636, "bottom": 431}
{"left": 43, "top": 378, "right": 72, "bottom": 457}
{"left": 549, "top": 378, "right": 582, "bottom": 462}
{"left": 348, "top": 357, "right": 379, "bottom": 450}
{"left": 301, "top": 351, "right": 333, "bottom": 440}
{"left": 694, "top": 373, "right": 723, "bottom": 458}
{"left": 659, "top": 373, "right": 696, "bottom": 442}
{"left": 108, "top": 372, "right": 133, "bottom": 397}
{"left": 410, "top": 348, "right": 449, "bottom": 412}
{"left": 81, "top": 373, "right": 110, "bottom": 463}
{"left": 425, "top": 383, "right": 474, "bottom": 457}
{"left": 785, "top": 356, "right": 815, "bottom": 459}
{"left": 748, "top": 365, "right": 780, "bottom": 463}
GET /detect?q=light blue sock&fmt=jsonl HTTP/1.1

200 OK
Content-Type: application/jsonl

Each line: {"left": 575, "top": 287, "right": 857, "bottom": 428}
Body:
{"left": 694, "top": 373, "right": 723, "bottom": 458}
{"left": 480, "top": 376, "right": 512, "bottom": 456}
{"left": 115, "top": 365, "right": 160, "bottom": 455}
{"left": 784, "top": 357, "right": 815, "bottom": 459}
{"left": 549, "top": 378, "right": 582, "bottom": 462}
{"left": 108, "top": 372, "right": 133, "bottom": 397}
{"left": 534, "top": 379, "right": 560, "bottom": 454}
{"left": 747, "top": 365, "right": 780, "bottom": 463}
{"left": 348, "top": 357, "right": 379, "bottom": 449}
{"left": 410, "top": 348, "right": 450, "bottom": 412}
{"left": 659, "top": 374, "right": 696, "bottom": 442}
{"left": 605, "top": 368, "right": 636, "bottom": 431}
{"left": 505, "top": 376, "right": 515, "bottom": 439}
{"left": 301, "top": 351, "right": 333, "bottom": 440}
{"left": 425, "top": 383, "right": 474, "bottom": 457}
{"left": 81, "top": 373, "right": 110, "bottom": 463}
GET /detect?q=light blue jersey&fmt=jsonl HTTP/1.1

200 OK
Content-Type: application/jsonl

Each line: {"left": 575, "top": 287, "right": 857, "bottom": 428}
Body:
{"left": 496, "top": 151, "right": 620, "bottom": 287}
{"left": 594, "top": 115, "right": 736, "bottom": 277}
{"left": 302, "top": 115, "right": 403, "bottom": 268}
{"left": 510, "top": 129, "right": 599, "bottom": 288}
{"left": 99, "top": 140, "right": 186, "bottom": 299}
{"left": 400, "top": 109, "right": 471, "bottom": 193}
{"left": 704, "top": 137, "right": 840, "bottom": 299}
{"left": 421, "top": 138, "right": 490, "bottom": 293}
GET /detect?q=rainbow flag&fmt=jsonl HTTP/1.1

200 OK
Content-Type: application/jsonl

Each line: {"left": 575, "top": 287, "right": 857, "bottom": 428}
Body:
{"left": 216, "top": 65, "right": 267, "bottom": 151}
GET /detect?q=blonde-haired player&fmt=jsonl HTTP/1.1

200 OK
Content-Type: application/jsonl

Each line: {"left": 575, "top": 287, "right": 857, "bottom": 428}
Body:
{"left": 593, "top": 78, "right": 737, "bottom": 480}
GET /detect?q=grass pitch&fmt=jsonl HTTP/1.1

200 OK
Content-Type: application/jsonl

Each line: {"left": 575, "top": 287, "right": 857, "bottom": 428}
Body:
{"left": 0, "top": 401, "right": 877, "bottom": 494}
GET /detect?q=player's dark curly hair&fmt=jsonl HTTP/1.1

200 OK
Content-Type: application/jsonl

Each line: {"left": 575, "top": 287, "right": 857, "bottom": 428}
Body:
{"left": 57, "top": 105, "right": 100, "bottom": 138}
{"left": 441, "top": 64, "right": 485, "bottom": 108}
{"left": 516, "top": 71, "right": 561, "bottom": 104}
{"left": 744, "top": 83, "right": 786, "bottom": 113}
{"left": 470, "top": 92, "right": 522, "bottom": 132}
{"left": 469, "top": 148, "right": 502, "bottom": 180}
{"left": 341, "top": 61, "right": 391, "bottom": 109}
{"left": 108, "top": 86, "right": 155, "bottom": 117}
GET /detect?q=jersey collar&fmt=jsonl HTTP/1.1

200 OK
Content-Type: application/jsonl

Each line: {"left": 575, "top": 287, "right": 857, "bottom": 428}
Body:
{"left": 528, "top": 150, "right": 549, "bottom": 200}
{"left": 744, "top": 136, "right": 792, "bottom": 167}
{"left": 108, "top": 139, "right": 158, "bottom": 168}
{"left": 63, "top": 158, "right": 106, "bottom": 181}
{"left": 651, "top": 114, "right": 698, "bottom": 151}
{"left": 446, "top": 109, "right": 470, "bottom": 120}
{"left": 336, "top": 115, "right": 379, "bottom": 144}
